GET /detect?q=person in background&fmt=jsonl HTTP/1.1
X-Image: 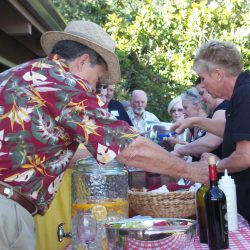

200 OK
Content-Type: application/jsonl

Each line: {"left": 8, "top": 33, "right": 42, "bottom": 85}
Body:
{"left": 120, "top": 100, "right": 131, "bottom": 111}
{"left": 163, "top": 96, "right": 190, "bottom": 151}
{"left": 181, "top": 87, "right": 208, "bottom": 142}
{"left": 106, "top": 84, "right": 133, "bottom": 125}
{"left": 127, "top": 89, "right": 160, "bottom": 134}
{"left": 167, "top": 96, "right": 185, "bottom": 122}
{"left": 0, "top": 20, "right": 209, "bottom": 250}
{"left": 171, "top": 78, "right": 229, "bottom": 159}
{"left": 172, "top": 40, "right": 250, "bottom": 223}
{"left": 96, "top": 83, "right": 108, "bottom": 104}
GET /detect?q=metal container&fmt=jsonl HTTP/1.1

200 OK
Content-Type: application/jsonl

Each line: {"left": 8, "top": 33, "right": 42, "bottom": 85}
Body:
{"left": 105, "top": 218, "right": 196, "bottom": 250}
{"left": 71, "top": 158, "right": 128, "bottom": 250}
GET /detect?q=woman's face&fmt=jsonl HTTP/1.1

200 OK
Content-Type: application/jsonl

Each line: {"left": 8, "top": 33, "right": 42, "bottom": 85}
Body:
{"left": 170, "top": 101, "right": 184, "bottom": 122}
{"left": 196, "top": 84, "right": 216, "bottom": 111}
{"left": 182, "top": 99, "right": 199, "bottom": 118}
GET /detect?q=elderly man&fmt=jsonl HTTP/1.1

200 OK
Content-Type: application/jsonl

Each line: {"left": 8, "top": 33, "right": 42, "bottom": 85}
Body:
{"left": 172, "top": 40, "right": 250, "bottom": 223}
{"left": 127, "top": 89, "right": 160, "bottom": 133}
{"left": 0, "top": 20, "right": 208, "bottom": 249}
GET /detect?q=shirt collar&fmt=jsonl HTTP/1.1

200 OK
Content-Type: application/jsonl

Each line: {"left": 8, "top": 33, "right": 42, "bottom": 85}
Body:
{"left": 47, "top": 54, "right": 94, "bottom": 93}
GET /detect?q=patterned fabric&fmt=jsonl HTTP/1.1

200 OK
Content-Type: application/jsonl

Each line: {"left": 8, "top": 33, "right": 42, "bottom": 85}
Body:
{"left": 0, "top": 54, "right": 137, "bottom": 214}
{"left": 127, "top": 109, "right": 159, "bottom": 133}
{"left": 194, "top": 214, "right": 250, "bottom": 250}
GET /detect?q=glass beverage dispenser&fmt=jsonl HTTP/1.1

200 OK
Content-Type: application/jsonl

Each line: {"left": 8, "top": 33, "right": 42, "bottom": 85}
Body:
{"left": 71, "top": 158, "right": 128, "bottom": 250}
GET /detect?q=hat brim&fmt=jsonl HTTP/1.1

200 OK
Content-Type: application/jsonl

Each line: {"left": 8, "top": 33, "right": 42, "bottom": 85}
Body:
{"left": 40, "top": 31, "right": 121, "bottom": 85}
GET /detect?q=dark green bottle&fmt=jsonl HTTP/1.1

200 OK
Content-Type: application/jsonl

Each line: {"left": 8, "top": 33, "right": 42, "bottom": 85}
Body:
{"left": 196, "top": 183, "right": 209, "bottom": 243}
{"left": 205, "top": 156, "right": 229, "bottom": 250}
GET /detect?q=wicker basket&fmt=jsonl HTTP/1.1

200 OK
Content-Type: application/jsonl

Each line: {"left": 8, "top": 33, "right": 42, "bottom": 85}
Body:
{"left": 129, "top": 190, "right": 196, "bottom": 218}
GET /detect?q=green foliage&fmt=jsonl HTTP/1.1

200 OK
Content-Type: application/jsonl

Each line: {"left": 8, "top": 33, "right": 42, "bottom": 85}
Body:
{"left": 52, "top": 0, "right": 250, "bottom": 121}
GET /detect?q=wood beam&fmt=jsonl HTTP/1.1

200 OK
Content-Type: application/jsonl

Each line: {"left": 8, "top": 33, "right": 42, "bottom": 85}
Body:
{"left": 0, "top": 30, "right": 37, "bottom": 65}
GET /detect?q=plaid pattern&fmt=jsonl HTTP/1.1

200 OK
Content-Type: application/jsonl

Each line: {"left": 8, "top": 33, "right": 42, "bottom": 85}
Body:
{"left": 125, "top": 234, "right": 194, "bottom": 250}
{"left": 65, "top": 214, "right": 250, "bottom": 250}
{"left": 194, "top": 214, "right": 250, "bottom": 250}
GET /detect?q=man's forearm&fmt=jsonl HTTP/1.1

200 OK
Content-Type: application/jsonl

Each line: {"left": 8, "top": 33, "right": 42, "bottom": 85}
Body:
{"left": 117, "top": 136, "right": 209, "bottom": 184}
{"left": 175, "top": 134, "right": 222, "bottom": 157}
{"left": 217, "top": 142, "right": 250, "bottom": 173}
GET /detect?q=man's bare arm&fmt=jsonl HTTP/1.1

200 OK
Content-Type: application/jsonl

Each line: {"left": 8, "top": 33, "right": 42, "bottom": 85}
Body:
{"left": 172, "top": 109, "right": 225, "bottom": 157}
{"left": 116, "top": 136, "right": 209, "bottom": 184}
{"left": 217, "top": 140, "right": 250, "bottom": 173}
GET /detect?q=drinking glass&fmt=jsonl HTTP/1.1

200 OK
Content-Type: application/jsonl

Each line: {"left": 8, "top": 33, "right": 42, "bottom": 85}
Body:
{"left": 77, "top": 212, "right": 97, "bottom": 249}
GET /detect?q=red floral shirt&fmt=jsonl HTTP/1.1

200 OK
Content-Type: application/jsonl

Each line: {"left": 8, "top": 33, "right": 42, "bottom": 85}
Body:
{"left": 0, "top": 54, "right": 137, "bottom": 214}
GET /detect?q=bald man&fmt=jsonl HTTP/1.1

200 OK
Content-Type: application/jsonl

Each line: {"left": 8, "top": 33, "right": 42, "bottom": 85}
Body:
{"left": 127, "top": 90, "right": 159, "bottom": 134}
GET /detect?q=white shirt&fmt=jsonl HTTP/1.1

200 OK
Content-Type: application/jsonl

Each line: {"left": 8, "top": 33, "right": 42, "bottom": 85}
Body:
{"left": 127, "top": 109, "right": 159, "bottom": 133}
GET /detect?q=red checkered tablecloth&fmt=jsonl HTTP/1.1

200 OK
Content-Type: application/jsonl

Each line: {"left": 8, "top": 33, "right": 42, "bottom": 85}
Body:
{"left": 194, "top": 214, "right": 250, "bottom": 250}
{"left": 65, "top": 214, "right": 250, "bottom": 250}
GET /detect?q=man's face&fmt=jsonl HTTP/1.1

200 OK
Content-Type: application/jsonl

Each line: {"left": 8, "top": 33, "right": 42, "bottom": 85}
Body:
{"left": 107, "top": 85, "right": 115, "bottom": 101}
{"left": 196, "top": 84, "right": 216, "bottom": 111}
{"left": 71, "top": 54, "right": 107, "bottom": 88}
{"left": 131, "top": 94, "right": 147, "bottom": 115}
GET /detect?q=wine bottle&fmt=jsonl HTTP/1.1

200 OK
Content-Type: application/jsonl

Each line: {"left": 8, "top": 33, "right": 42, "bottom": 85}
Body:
{"left": 205, "top": 156, "right": 229, "bottom": 250}
{"left": 145, "top": 172, "right": 161, "bottom": 191}
{"left": 196, "top": 183, "right": 209, "bottom": 243}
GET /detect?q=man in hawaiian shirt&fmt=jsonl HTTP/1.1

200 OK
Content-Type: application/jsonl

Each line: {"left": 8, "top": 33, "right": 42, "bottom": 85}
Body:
{"left": 0, "top": 20, "right": 208, "bottom": 249}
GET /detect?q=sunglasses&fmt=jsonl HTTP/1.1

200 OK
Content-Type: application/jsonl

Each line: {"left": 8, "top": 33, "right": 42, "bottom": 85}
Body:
{"left": 96, "top": 84, "right": 108, "bottom": 90}
{"left": 171, "top": 108, "right": 183, "bottom": 113}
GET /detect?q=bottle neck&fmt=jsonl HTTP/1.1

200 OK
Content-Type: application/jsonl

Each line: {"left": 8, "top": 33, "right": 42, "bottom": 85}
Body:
{"left": 209, "top": 164, "right": 218, "bottom": 187}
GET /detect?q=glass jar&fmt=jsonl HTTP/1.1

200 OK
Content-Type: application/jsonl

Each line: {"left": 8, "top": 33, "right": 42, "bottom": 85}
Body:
{"left": 71, "top": 157, "right": 128, "bottom": 250}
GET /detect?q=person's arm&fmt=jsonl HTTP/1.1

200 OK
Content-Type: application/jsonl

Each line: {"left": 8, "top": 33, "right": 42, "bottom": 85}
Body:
{"left": 172, "top": 132, "right": 222, "bottom": 157}
{"left": 172, "top": 110, "right": 225, "bottom": 157}
{"left": 217, "top": 140, "right": 250, "bottom": 173}
{"left": 201, "top": 140, "right": 250, "bottom": 174}
{"left": 68, "top": 147, "right": 91, "bottom": 168}
{"left": 172, "top": 116, "right": 225, "bottom": 138}
{"left": 116, "top": 135, "right": 209, "bottom": 184}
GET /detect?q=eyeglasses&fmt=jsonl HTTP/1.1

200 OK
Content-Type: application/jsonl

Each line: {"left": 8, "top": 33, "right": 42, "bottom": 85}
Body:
{"left": 171, "top": 108, "right": 183, "bottom": 113}
{"left": 96, "top": 84, "right": 108, "bottom": 90}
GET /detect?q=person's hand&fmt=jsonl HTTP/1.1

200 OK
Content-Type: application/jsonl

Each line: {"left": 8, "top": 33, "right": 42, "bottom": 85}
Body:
{"left": 170, "top": 149, "right": 183, "bottom": 158}
{"left": 200, "top": 152, "right": 220, "bottom": 164}
{"left": 171, "top": 118, "right": 195, "bottom": 134}
{"left": 164, "top": 137, "right": 180, "bottom": 148}
{"left": 191, "top": 160, "right": 209, "bottom": 184}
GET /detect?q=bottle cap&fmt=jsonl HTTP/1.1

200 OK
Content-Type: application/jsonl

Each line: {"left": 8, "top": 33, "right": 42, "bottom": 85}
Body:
{"left": 208, "top": 155, "right": 216, "bottom": 165}
{"left": 218, "top": 169, "right": 235, "bottom": 185}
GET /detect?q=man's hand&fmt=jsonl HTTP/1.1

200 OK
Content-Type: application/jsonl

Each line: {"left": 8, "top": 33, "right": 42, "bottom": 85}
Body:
{"left": 200, "top": 152, "right": 220, "bottom": 164}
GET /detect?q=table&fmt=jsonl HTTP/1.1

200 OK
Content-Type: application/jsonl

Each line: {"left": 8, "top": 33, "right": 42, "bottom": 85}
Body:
{"left": 194, "top": 214, "right": 250, "bottom": 250}
{"left": 65, "top": 214, "right": 250, "bottom": 250}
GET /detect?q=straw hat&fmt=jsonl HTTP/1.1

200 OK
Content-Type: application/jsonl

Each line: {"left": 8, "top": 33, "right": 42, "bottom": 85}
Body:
{"left": 40, "top": 20, "right": 121, "bottom": 84}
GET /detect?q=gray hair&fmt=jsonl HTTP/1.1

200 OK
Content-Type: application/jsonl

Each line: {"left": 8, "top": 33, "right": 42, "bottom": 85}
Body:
{"left": 181, "top": 87, "right": 201, "bottom": 105}
{"left": 193, "top": 40, "right": 243, "bottom": 76}
{"left": 131, "top": 90, "right": 148, "bottom": 101}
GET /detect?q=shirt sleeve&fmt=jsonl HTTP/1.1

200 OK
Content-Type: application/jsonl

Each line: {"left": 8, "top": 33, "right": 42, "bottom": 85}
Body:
{"left": 231, "top": 84, "right": 250, "bottom": 142}
{"left": 58, "top": 88, "right": 138, "bottom": 164}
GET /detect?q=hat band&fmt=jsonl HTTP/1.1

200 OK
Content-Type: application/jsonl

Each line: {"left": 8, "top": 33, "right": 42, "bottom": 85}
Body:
{"left": 65, "top": 30, "right": 115, "bottom": 52}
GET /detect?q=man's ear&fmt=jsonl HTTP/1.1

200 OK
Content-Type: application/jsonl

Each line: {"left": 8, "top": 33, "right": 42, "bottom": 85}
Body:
{"left": 77, "top": 53, "right": 90, "bottom": 70}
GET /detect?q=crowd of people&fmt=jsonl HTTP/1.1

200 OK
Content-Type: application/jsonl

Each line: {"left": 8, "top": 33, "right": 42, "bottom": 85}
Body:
{"left": 0, "top": 19, "right": 249, "bottom": 250}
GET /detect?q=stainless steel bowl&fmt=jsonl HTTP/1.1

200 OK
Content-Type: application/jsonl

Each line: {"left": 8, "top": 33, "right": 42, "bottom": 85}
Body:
{"left": 105, "top": 218, "right": 196, "bottom": 250}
